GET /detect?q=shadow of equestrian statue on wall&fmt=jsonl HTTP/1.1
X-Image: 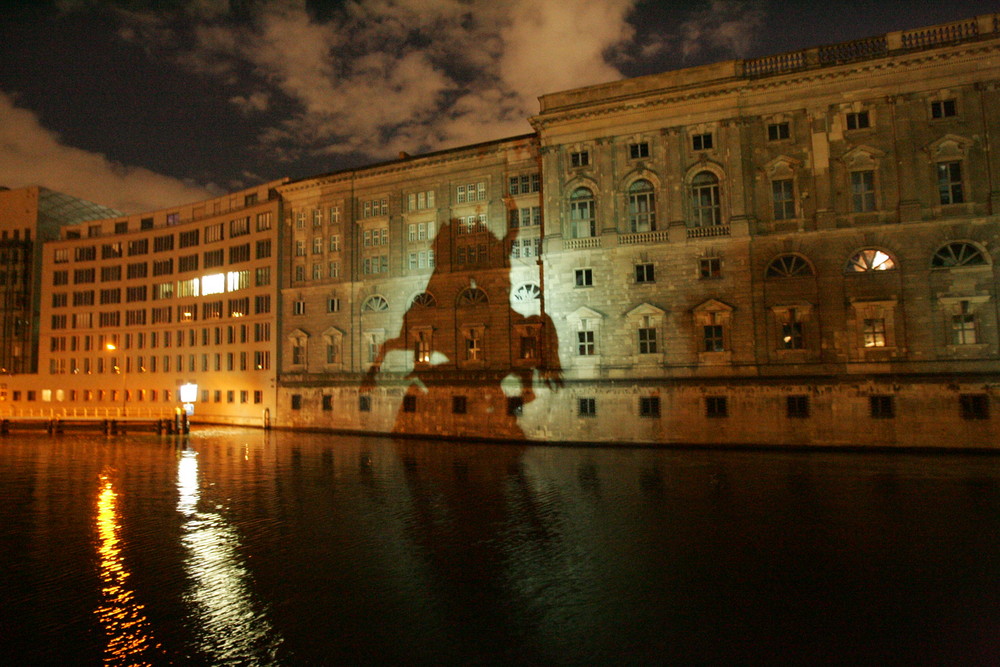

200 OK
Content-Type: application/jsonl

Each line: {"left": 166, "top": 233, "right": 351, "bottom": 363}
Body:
{"left": 362, "top": 216, "right": 561, "bottom": 440}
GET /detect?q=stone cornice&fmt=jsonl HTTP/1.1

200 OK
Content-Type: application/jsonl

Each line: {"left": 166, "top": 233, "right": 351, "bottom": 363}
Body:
{"left": 531, "top": 42, "right": 1000, "bottom": 132}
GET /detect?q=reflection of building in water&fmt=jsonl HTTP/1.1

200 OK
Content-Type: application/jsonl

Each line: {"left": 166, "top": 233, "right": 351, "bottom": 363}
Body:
{"left": 6, "top": 15, "right": 1000, "bottom": 446}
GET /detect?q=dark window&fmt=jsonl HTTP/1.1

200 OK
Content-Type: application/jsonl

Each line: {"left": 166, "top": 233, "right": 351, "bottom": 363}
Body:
{"left": 787, "top": 395, "right": 810, "bottom": 418}
{"left": 692, "top": 133, "right": 713, "bottom": 150}
{"left": 359, "top": 395, "right": 371, "bottom": 412}
{"left": 706, "top": 396, "right": 728, "bottom": 418}
{"left": 960, "top": 394, "right": 989, "bottom": 420}
{"left": 931, "top": 99, "right": 957, "bottom": 119}
{"left": 629, "top": 142, "right": 650, "bottom": 159}
{"left": 291, "top": 394, "right": 302, "bottom": 410}
{"left": 635, "top": 263, "right": 654, "bottom": 283}
{"left": 937, "top": 162, "right": 964, "bottom": 205}
{"left": 575, "top": 268, "right": 593, "bottom": 287}
{"left": 639, "top": 396, "right": 660, "bottom": 417}
{"left": 452, "top": 396, "right": 467, "bottom": 414}
{"left": 846, "top": 111, "right": 870, "bottom": 130}
{"left": 579, "top": 398, "right": 596, "bottom": 417}
{"left": 767, "top": 122, "right": 790, "bottom": 141}
{"left": 570, "top": 151, "right": 590, "bottom": 167}
{"left": 322, "top": 395, "right": 333, "bottom": 411}
{"left": 507, "top": 396, "right": 524, "bottom": 416}
{"left": 870, "top": 395, "right": 895, "bottom": 419}
{"left": 402, "top": 395, "right": 417, "bottom": 413}
{"left": 699, "top": 257, "right": 721, "bottom": 278}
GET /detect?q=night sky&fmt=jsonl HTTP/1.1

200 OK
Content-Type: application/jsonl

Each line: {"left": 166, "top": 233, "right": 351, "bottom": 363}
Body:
{"left": 2, "top": 0, "right": 997, "bottom": 213}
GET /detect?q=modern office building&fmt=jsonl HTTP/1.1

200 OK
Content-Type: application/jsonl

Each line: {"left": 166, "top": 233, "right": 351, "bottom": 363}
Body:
{"left": 0, "top": 186, "right": 122, "bottom": 376}
{"left": 3, "top": 15, "right": 999, "bottom": 446}
{"left": 5, "top": 182, "right": 285, "bottom": 425}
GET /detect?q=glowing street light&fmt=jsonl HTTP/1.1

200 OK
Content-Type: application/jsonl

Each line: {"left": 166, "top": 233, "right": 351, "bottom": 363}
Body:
{"left": 105, "top": 342, "right": 127, "bottom": 417}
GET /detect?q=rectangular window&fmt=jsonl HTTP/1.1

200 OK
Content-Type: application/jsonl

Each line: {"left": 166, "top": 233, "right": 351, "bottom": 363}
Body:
{"left": 204, "top": 248, "right": 224, "bottom": 268}
{"left": 937, "top": 162, "right": 964, "bottom": 205}
{"left": 569, "top": 151, "right": 589, "bottom": 168}
{"left": 629, "top": 142, "right": 650, "bottom": 159}
{"left": 153, "top": 235, "right": 174, "bottom": 252}
{"left": 256, "top": 211, "right": 272, "bottom": 231}
{"left": 767, "top": 122, "right": 790, "bottom": 141}
{"left": 402, "top": 395, "right": 417, "bottom": 413}
{"left": 152, "top": 259, "right": 173, "bottom": 276}
{"left": 639, "top": 396, "right": 660, "bottom": 417}
{"left": 846, "top": 111, "right": 870, "bottom": 130}
{"left": 178, "top": 230, "right": 199, "bottom": 248}
{"left": 100, "top": 265, "right": 121, "bottom": 282}
{"left": 507, "top": 396, "right": 524, "bottom": 417}
{"left": 781, "top": 321, "right": 804, "bottom": 350}
{"left": 291, "top": 394, "right": 302, "bottom": 410}
{"left": 699, "top": 257, "right": 721, "bottom": 279}
{"left": 127, "top": 239, "right": 148, "bottom": 256}
{"left": 126, "top": 262, "right": 148, "bottom": 279}
{"left": 952, "top": 303, "right": 977, "bottom": 345}
{"left": 931, "top": 99, "right": 956, "bottom": 119}
{"left": 178, "top": 254, "right": 199, "bottom": 272}
{"left": 635, "top": 263, "right": 654, "bottom": 283}
{"left": 851, "top": 170, "right": 876, "bottom": 212}
{"left": 960, "top": 394, "right": 989, "bottom": 420}
{"left": 638, "top": 327, "right": 657, "bottom": 354}
{"left": 692, "top": 133, "right": 713, "bottom": 150}
{"left": 870, "top": 395, "right": 895, "bottom": 419}
{"left": 575, "top": 268, "right": 593, "bottom": 287}
{"left": 327, "top": 297, "right": 341, "bottom": 313}
{"left": 862, "top": 318, "right": 886, "bottom": 348}
{"left": 359, "top": 395, "right": 371, "bottom": 412}
{"left": 204, "top": 223, "right": 224, "bottom": 243}
{"left": 772, "top": 179, "right": 795, "bottom": 220}
{"left": 578, "top": 398, "right": 597, "bottom": 417}
{"left": 577, "top": 330, "right": 595, "bottom": 356}
{"left": 452, "top": 395, "right": 467, "bottom": 414}
{"left": 703, "top": 325, "right": 725, "bottom": 352}
{"left": 706, "top": 396, "right": 728, "bottom": 418}
{"left": 229, "top": 244, "right": 251, "bottom": 263}
{"left": 786, "top": 395, "right": 810, "bottom": 418}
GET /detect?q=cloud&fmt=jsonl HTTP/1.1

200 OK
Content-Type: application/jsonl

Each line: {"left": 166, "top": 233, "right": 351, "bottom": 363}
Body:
{"left": 0, "top": 92, "right": 219, "bottom": 213}
{"left": 679, "top": 1, "right": 765, "bottom": 61}
{"left": 84, "top": 0, "right": 766, "bottom": 166}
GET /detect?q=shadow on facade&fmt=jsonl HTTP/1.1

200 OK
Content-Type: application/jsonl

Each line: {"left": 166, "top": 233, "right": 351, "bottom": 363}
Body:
{"left": 363, "top": 218, "right": 561, "bottom": 440}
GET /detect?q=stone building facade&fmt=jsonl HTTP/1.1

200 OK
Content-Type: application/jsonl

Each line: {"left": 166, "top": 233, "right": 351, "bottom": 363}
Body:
{"left": 3, "top": 15, "right": 999, "bottom": 447}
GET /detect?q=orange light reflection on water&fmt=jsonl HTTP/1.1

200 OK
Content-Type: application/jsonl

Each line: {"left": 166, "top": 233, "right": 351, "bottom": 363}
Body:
{"left": 95, "top": 473, "right": 161, "bottom": 665}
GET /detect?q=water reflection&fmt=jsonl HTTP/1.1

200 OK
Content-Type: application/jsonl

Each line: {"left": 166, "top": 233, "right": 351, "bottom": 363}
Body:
{"left": 177, "top": 448, "right": 283, "bottom": 663}
{"left": 94, "top": 472, "right": 161, "bottom": 665}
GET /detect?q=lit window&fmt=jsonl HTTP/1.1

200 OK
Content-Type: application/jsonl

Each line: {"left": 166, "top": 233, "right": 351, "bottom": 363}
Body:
{"left": 846, "top": 249, "right": 895, "bottom": 272}
{"left": 951, "top": 301, "right": 978, "bottom": 345}
{"left": 862, "top": 318, "right": 887, "bottom": 347}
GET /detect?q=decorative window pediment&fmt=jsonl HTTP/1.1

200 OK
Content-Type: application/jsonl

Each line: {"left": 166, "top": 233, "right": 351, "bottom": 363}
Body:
{"left": 625, "top": 303, "right": 666, "bottom": 320}
{"left": 288, "top": 328, "right": 309, "bottom": 341}
{"left": 924, "top": 134, "right": 972, "bottom": 160}
{"left": 840, "top": 145, "right": 884, "bottom": 171}
{"left": 763, "top": 155, "right": 801, "bottom": 180}
{"left": 568, "top": 306, "right": 605, "bottom": 322}
{"left": 692, "top": 299, "right": 734, "bottom": 316}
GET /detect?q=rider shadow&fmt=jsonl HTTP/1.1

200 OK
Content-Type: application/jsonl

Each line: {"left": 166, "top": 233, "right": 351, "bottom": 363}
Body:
{"left": 363, "top": 217, "right": 561, "bottom": 440}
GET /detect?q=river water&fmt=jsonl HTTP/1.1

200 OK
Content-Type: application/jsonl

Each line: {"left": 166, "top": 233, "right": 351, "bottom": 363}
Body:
{"left": 1, "top": 428, "right": 997, "bottom": 665}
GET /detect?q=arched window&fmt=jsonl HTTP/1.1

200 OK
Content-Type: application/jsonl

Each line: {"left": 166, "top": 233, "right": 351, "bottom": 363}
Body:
{"left": 628, "top": 179, "right": 655, "bottom": 232}
{"left": 846, "top": 249, "right": 895, "bottom": 272}
{"left": 513, "top": 283, "right": 541, "bottom": 302}
{"left": 766, "top": 254, "right": 814, "bottom": 278}
{"left": 690, "top": 172, "right": 721, "bottom": 227}
{"left": 931, "top": 242, "right": 987, "bottom": 268}
{"left": 411, "top": 292, "right": 437, "bottom": 307}
{"left": 361, "top": 295, "right": 389, "bottom": 312}
{"left": 457, "top": 287, "right": 489, "bottom": 307}
{"left": 569, "top": 187, "right": 595, "bottom": 238}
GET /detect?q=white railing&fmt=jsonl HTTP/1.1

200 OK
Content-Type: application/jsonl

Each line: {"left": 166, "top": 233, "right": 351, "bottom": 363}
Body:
{"left": 620, "top": 230, "right": 670, "bottom": 245}
{"left": 565, "top": 237, "right": 602, "bottom": 250}
{"left": 0, "top": 406, "right": 173, "bottom": 420}
{"left": 687, "top": 224, "right": 731, "bottom": 239}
